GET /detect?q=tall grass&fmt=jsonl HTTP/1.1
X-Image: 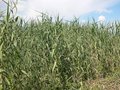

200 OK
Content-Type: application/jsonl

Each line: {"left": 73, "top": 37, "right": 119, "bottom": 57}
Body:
{"left": 0, "top": 1, "right": 120, "bottom": 90}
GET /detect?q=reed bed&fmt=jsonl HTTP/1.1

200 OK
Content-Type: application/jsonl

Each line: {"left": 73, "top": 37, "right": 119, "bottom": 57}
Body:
{"left": 0, "top": 1, "right": 120, "bottom": 90}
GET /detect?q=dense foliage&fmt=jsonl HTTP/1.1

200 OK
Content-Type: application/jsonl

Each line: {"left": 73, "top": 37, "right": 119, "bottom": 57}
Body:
{"left": 0, "top": 1, "right": 120, "bottom": 90}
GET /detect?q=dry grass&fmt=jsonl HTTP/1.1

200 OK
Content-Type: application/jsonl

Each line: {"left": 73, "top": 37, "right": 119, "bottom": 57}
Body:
{"left": 86, "top": 78, "right": 120, "bottom": 90}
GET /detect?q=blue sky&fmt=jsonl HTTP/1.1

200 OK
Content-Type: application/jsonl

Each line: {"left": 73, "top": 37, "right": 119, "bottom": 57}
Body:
{"left": 80, "top": 2, "right": 120, "bottom": 22}
{"left": 0, "top": 0, "right": 120, "bottom": 22}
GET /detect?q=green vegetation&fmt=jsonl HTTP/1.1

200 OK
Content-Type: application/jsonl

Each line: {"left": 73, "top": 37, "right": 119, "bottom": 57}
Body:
{"left": 0, "top": 1, "right": 120, "bottom": 90}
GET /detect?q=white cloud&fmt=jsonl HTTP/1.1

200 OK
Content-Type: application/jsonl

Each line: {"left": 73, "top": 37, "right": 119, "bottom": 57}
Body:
{"left": 98, "top": 15, "right": 106, "bottom": 23}
{"left": 17, "top": 0, "right": 120, "bottom": 19}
